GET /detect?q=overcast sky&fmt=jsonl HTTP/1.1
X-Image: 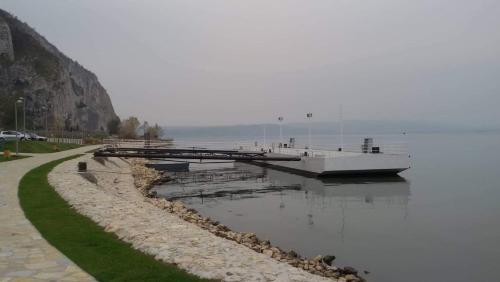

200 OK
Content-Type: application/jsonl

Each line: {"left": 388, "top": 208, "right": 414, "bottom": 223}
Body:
{"left": 2, "top": 0, "right": 500, "bottom": 127}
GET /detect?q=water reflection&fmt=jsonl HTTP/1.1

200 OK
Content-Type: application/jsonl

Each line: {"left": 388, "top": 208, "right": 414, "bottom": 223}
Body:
{"left": 154, "top": 162, "right": 411, "bottom": 240}
{"left": 156, "top": 163, "right": 410, "bottom": 202}
{"left": 235, "top": 162, "right": 410, "bottom": 212}
{"left": 233, "top": 163, "right": 411, "bottom": 242}
{"left": 262, "top": 164, "right": 410, "bottom": 200}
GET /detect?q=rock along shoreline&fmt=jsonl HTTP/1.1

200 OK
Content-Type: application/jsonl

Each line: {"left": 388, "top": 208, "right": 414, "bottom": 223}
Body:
{"left": 130, "top": 159, "right": 365, "bottom": 282}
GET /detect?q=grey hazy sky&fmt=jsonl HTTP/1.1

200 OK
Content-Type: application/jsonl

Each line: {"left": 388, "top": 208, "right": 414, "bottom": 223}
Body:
{"left": 2, "top": 0, "right": 500, "bottom": 127}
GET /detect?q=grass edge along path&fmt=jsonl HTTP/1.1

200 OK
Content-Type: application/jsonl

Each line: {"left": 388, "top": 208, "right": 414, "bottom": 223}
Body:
{"left": 4, "top": 141, "right": 82, "bottom": 153}
{"left": 0, "top": 155, "right": 30, "bottom": 162}
{"left": 19, "top": 155, "right": 213, "bottom": 282}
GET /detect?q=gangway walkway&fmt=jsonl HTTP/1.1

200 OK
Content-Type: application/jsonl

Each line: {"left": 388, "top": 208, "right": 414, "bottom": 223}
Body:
{"left": 94, "top": 147, "right": 301, "bottom": 161}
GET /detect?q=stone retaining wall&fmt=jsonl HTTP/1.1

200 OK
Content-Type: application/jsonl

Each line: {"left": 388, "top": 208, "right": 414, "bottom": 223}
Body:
{"left": 49, "top": 155, "right": 364, "bottom": 282}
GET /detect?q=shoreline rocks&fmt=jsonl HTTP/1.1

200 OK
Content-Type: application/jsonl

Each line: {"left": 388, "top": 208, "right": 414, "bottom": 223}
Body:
{"left": 133, "top": 160, "right": 365, "bottom": 282}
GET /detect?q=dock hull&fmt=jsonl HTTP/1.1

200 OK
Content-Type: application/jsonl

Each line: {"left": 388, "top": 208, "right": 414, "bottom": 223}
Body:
{"left": 249, "top": 152, "right": 410, "bottom": 177}
{"left": 146, "top": 162, "right": 190, "bottom": 172}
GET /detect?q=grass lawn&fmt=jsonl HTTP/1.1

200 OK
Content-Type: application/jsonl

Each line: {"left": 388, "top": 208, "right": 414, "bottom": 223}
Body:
{"left": 3, "top": 141, "right": 82, "bottom": 153}
{"left": 0, "top": 154, "right": 30, "bottom": 162}
{"left": 19, "top": 155, "right": 212, "bottom": 282}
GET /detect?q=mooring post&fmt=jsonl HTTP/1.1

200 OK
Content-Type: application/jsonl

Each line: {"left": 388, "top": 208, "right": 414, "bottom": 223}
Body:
{"left": 78, "top": 161, "right": 87, "bottom": 172}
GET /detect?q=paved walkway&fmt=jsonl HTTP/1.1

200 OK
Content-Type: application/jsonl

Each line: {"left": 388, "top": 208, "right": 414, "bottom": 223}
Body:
{"left": 0, "top": 147, "right": 98, "bottom": 281}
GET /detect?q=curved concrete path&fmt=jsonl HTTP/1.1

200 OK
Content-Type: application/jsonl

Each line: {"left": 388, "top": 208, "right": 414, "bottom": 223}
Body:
{"left": 0, "top": 146, "right": 99, "bottom": 281}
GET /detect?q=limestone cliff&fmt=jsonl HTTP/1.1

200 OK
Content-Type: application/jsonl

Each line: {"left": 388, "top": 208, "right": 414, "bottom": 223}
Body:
{"left": 0, "top": 9, "right": 118, "bottom": 132}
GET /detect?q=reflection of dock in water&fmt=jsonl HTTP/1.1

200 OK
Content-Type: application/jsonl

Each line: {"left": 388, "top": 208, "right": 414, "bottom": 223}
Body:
{"left": 235, "top": 162, "right": 412, "bottom": 242}
{"left": 156, "top": 162, "right": 410, "bottom": 209}
{"left": 156, "top": 165, "right": 271, "bottom": 200}
{"left": 236, "top": 162, "right": 411, "bottom": 205}
{"left": 170, "top": 167, "right": 264, "bottom": 185}
{"left": 154, "top": 161, "right": 412, "bottom": 246}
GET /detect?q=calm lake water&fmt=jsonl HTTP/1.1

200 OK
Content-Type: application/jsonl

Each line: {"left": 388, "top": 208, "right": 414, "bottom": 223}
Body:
{"left": 153, "top": 133, "right": 500, "bottom": 282}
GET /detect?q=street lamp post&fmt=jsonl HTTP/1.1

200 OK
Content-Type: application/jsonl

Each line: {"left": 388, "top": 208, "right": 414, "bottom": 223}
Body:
{"left": 42, "top": 106, "right": 48, "bottom": 137}
{"left": 15, "top": 99, "right": 23, "bottom": 156}
{"left": 22, "top": 97, "right": 26, "bottom": 133}
{"left": 17, "top": 97, "right": 26, "bottom": 134}
{"left": 306, "top": 113, "right": 312, "bottom": 150}
{"left": 46, "top": 108, "right": 48, "bottom": 136}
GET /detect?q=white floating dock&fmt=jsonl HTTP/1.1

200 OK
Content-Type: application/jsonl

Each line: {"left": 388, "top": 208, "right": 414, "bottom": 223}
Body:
{"left": 240, "top": 138, "right": 411, "bottom": 176}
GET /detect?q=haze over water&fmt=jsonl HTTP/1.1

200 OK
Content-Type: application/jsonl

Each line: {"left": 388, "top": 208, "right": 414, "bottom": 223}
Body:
{"left": 3, "top": 1, "right": 500, "bottom": 127}
{"left": 154, "top": 132, "right": 500, "bottom": 281}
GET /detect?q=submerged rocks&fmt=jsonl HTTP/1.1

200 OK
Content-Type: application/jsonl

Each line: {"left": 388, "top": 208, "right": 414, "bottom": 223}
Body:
{"left": 342, "top": 266, "right": 358, "bottom": 275}
{"left": 322, "top": 255, "right": 336, "bottom": 266}
{"left": 345, "top": 274, "right": 361, "bottom": 282}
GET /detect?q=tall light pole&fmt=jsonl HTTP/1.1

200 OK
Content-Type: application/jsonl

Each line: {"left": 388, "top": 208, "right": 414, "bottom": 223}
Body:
{"left": 306, "top": 112, "right": 312, "bottom": 150}
{"left": 278, "top": 116, "right": 284, "bottom": 146}
{"left": 17, "top": 97, "right": 25, "bottom": 134}
{"left": 22, "top": 97, "right": 26, "bottom": 133}
{"left": 42, "top": 106, "right": 48, "bottom": 136}
{"left": 15, "top": 99, "right": 23, "bottom": 156}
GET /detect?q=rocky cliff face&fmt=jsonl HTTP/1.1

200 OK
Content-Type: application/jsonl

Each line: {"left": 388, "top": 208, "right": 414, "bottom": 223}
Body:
{"left": 0, "top": 9, "right": 118, "bottom": 132}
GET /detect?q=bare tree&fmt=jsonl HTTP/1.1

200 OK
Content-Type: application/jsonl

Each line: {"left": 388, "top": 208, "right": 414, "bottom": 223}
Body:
{"left": 119, "top": 116, "right": 140, "bottom": 139}
{"left": 146, "top": 123, "right": 164, "bottom": 140}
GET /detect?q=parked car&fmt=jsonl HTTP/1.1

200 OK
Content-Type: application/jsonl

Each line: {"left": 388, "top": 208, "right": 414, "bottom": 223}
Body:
{"left": 26, "top": 132, "right": 47, "bottom": 141}
{"left": 18, "top": 131, "right": 29, "bottom": 140}
{"left": 0, "top": 131, "right": 25, "bottom": 141}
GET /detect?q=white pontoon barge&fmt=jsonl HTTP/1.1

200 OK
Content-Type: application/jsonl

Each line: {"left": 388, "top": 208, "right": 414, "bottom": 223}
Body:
{"left": 239, "top": 138, "right": 410, "bottom": 177}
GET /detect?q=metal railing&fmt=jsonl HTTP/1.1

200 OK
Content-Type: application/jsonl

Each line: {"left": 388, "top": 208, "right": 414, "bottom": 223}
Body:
{"left": 335, "top": 142, "right": 409, "bottom": 155}
{"left": 171, "top": 140, "right": 255, "bottom": 150}
{"left": 237, "top": 142, "right": 409, "bottom": 157}
{"left": 31, "top": 129, "right": 105, "bottom": 139}
{"left": 168, "top": 138, "right": 409, "bottom": 157}
{"left": 102, "top": 138, "right": 173, "bottom": 148}
{"left": 47, "top": 138, "right": 84, "bottom": 145}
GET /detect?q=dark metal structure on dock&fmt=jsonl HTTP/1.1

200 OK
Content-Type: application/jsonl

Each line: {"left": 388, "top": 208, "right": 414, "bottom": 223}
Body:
{"left": 94, "top": 147, "right": 301, "bottom": 161}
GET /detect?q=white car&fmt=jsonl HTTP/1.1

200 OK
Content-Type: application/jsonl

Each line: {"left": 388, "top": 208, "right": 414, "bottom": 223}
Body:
{"left": 0, "top": 131, "right": 25, "bottom": 142}
{"left": 26, "top": 132, "right": 47, "bottom": 141}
